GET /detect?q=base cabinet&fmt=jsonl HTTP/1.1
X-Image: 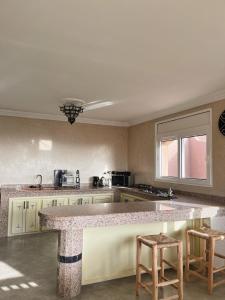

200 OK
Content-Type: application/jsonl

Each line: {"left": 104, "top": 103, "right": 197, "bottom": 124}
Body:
{"left": 68, "top": 196, "right": 93, "bottom": 206}
{"left": 25, "top": 199, "right": 41, "bottom": 233}
{"left": 8, "top": 192, "right": 114, "bottom": 236}
{"left": 10, "top": 198, "right": 41, "bottom": 235}
{"left": 93, "top": 195, "right": 113, "bottom": 204}
{"left": 11, "top": 199, "right": 26, "bottom": 235}
{"left": 120, "top": 193, "right": 146, "bottom": 202}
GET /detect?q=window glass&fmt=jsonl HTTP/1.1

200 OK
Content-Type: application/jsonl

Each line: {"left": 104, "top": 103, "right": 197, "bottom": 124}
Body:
{"left": 161, "top": 139, "right": 178, "bottom": 177}
{"left": 182, "top": 135, "right": 207, "bottom": 180}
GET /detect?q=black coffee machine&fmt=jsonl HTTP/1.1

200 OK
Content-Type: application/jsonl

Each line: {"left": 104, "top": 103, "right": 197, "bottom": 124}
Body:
{"left": 92, "top": 176, "right": 99, "bottom": 187}
{"left": 54, "top": 170, "right": 65, "bottom": 187}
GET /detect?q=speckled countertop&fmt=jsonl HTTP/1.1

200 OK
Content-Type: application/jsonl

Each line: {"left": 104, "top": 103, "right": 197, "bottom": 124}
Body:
{"left": 39, "top": 197, "right": 225, "bottom": 231}
{"left": 1, "top": 184, "right": 225, "bottom": 237}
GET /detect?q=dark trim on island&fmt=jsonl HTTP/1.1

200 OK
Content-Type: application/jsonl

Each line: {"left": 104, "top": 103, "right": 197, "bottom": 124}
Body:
{"left": 58, "top": 253, "right": 82, "bottom": 264}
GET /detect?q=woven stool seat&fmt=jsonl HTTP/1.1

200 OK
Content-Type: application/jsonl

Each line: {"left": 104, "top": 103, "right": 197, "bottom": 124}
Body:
{"left": 187, "top": 227, "right": 225, "bottom": 240}
{"left": 138, "top": 234, "right": 179, "bottom": 248}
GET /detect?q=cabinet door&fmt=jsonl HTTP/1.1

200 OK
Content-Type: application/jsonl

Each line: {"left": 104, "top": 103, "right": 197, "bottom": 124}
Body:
{"left": 82, "top": 196, "right": 93, "bottom": 205}
{"left": 69, "top": 197, "right": 83, "bottom": 206}
{"left": 42, "top": 198, "right": 54, "bottom": 208}
{"left": 68, "top": 196, "right": 92, "bottom": 206}
{"left": 120, "top": 194, "right": 142, "bottom": 202}
{"left": 93, "top": 194, "right": 113, "bottom": 204}
{"left": 56, "top": 198, "right": 68, "bottom": 207}
{"left": 25, "top": 199, "right": 40, "bottom": 233}
{"left": 11, "top": 199, "right": 26, "bottom": 234}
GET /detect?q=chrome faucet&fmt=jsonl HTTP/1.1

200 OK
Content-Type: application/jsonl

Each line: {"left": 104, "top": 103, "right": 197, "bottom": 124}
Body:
{"left": 36, "top": 174, "right": 43, "bottom": 189}
{"left": 168, "top": 187, "right": 174, "bottom": 198}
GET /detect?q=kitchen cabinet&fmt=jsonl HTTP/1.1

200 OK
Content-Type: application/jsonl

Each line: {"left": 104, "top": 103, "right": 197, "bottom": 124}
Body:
{"left": 42, "top": 197, "right": 68, "bottom": 208}
{"left": 25, "top": 198, "right": 40, "bottom": 233}
{"left": 8, "top": 193, "right": 114, "bottom": 236}
{"left": 120, "top": 193, "right": 146, "bottom": 202}
{"left": 68, "top": 195, "right": 93, "bottom": 206}
{"left": 9, "top": 197, "right": 41, "bottom": 235}
{"left": 93, "top": 194, "right": 113, "bottom": 204}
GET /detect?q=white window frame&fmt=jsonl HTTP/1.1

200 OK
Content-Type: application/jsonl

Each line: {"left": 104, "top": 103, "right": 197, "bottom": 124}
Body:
{"left": 155, "top": 109, "right": 213, "bottom": 187}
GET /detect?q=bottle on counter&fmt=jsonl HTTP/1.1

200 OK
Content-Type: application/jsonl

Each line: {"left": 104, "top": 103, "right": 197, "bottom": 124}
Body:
{"left": 75, "top": 170, "right": 80, "bottom": 189}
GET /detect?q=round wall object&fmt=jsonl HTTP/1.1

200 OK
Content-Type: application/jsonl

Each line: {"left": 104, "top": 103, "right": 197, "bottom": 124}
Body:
{"left": 218, "top": 110, "right": 225, "bottom": 136}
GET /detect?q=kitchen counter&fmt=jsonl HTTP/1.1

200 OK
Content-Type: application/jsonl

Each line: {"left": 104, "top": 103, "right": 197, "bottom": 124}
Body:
{"left": 39, "top": 197, "right": 225, "bottom": 298}
{"left": 0, "top": 185, "right": 119, "bottom": 237}
{"left": 1, "top": 184, "right": 225, "bottom": 238}
{"left": 39, "top": 199, "right": 225, "bottom": 229}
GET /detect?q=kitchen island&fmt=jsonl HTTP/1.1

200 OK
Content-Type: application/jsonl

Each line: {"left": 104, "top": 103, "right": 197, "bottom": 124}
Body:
{"left": 39, "top": 199, "right": 225, "bottom": 298}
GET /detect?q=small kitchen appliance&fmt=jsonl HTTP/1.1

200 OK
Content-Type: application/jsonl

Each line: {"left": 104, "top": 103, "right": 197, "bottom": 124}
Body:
{"left": 111, "top": 171, "right": 133, "bottom": 187}
{"left": 75, "top": 170, "right": 80, "bottom": 189}
{"left": 54, "top": 170, "right": 76, "bottom": 187}
{"left": 92, "top": 176, "right": 100, "bottom": 187}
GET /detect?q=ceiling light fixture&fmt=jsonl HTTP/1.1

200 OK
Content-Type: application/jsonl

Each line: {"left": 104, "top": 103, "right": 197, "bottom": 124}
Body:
{"left": 60, "top": 98, "right": 114, "bottom": 125}
{"left": 60, "top": 103, "right": 83, "bottom": 124}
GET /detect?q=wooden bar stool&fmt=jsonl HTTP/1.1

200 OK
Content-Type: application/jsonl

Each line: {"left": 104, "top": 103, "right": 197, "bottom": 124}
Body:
{"left": 136, "top": 233, "right": 183, "bottom": 300}
{"left": 186, "top": 226, "right": 225, "bottom": 294}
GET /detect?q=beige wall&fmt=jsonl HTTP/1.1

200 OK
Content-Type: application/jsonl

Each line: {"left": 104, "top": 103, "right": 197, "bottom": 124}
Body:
{"left": 0, "top": 117, "right": 128, "bottom": 185}
{"left": 128, "top": 99, "right": 225, "bottom": 196}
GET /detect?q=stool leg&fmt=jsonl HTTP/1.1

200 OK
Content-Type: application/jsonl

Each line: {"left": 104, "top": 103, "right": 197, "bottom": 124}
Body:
{"left": 177, "top": 241, "right": 183, "bottom": 300}
{"left": 185, "top": 230, "right": 190, "bottom": 281}
{"left": 152, "top": 245, "right": 158, "bottom": 300}
{"left": 136, "top": 238, "right": 142, "bottom": 296}
{"left": 201, "top": 238, "right": 207, "bottom": 276}
{"left": 208, "top": 237, "right": 215, "bottom": 295}
{"left": 160, "top": 248, "right": 164, "bottom": 282}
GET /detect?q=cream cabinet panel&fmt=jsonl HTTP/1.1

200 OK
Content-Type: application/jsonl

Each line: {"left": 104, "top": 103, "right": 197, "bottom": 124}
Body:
{"left": 93, "top": 194, "right": 113, "bottom": 204}
{"left": 9, "top": 198, "right": 41, "bottom": 235}
{"left": 11, "top": 199, "right": 26, "bottom": 234}
{"left": 56, "top": 198, "right": 68, "bottom": 207}
{"left": 42, "top": 197, "right": 68, "bottom": 208}
{"left": 120, "top": 193, "right": 146, "bottom": 202}
{"left": 42, "top": 198, "right": 54, "bottom": 208}
{"left": 68, "top": 195, "right": 92, "bottom": 206}
{"left": 25, "top": 199, "right": 41, "bottom": 233}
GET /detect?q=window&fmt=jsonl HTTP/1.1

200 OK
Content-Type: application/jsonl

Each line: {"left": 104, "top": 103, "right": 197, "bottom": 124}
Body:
{"left": 155, "top": 110, "right": 212, "bottom": 186}
{"left": 182, "top": 135, "right": 207, "bottom": 180}
{"left": 161, "top": 139, "right": 178, "bottom": 177}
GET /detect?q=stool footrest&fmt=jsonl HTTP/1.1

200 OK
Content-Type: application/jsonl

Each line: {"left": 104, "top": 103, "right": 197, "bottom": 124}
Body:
{"left": 213, "top": 265, "right": 225, "bottom": 274}
{"left": 161, "top": 275, "right": 179, "bottom": 290}
{"left": 213, "top": 278, "right": 225, "bottom": 288}
{"left": 158, "top": 278, "right": 179, "bottom": 287}
{"left": 188, "top": 270, "right": 207, "bottom": 281}
{"left": 159, "top": 295, "right": 179, "bottom": 300}
{"left": 138, "top": 263, "right": 161, "bottom": 274}
{"left": 163, "top": 259, "right": 177, "bottom": 271}
{"left": 138, "top": 281, "right": 152, "bottom": 294}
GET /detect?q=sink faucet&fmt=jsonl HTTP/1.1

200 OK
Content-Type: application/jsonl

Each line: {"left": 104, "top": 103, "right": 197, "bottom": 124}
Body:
{"left": 36, "top": 174, "right": 43, "bottom": 189}
{"left": 168, "top": 187, "right": 174, "bottom": 198}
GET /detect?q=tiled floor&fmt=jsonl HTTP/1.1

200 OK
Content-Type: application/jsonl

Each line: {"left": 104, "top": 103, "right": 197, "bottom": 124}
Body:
{"left": 0, "top": 233, "right": 225, "bottom": 299}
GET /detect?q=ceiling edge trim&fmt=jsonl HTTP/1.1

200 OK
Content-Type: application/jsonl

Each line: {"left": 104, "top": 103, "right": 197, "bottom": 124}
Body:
{"left": 0, "top": 109, "right": 129, "bottom": 127}
{"left": 128, "top": 88, "right": 225, "bottom": 126}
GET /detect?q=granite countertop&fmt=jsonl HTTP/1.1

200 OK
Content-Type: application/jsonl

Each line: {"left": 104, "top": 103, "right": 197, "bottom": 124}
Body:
{"left": 39, "top": 198, "right": 225, "bottom": 231}
{"left": 1, "top": 184, "right": 225, "bottom": 237}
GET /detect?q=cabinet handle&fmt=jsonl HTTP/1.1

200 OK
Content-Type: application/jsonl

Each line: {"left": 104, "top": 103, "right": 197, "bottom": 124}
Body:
{"left": 24, "top": 201, "right": 26, "bottom": 209}
{"left": 26, "top": 201, "right": 29, "bottom": 209}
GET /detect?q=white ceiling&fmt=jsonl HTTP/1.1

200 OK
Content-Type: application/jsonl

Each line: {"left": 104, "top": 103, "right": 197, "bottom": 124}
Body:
{"left": 1, "top": 0, "right": 225, "bottom": 126}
